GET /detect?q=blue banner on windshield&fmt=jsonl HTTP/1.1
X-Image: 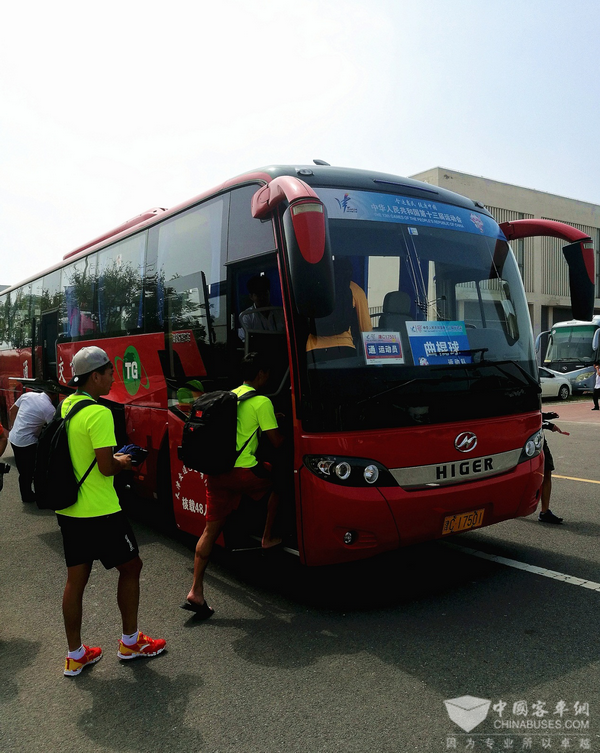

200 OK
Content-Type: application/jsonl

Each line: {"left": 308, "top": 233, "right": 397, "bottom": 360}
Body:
{"left": 316, "top": 188, "right": 504, "bottom": 240}
{"left": 406, "top": 321, "right": 473, "bottom": 366}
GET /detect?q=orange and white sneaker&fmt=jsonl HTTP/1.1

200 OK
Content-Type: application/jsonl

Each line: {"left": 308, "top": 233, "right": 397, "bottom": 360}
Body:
{"left": 117, "top": 631, "right": 166, "bottom": 660}
{"left": 64, "top": 645, "right": 103, "bottom": 677}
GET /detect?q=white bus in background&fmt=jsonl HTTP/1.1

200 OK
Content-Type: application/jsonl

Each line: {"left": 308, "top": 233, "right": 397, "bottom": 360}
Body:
{"left": 538, "top": 316, "right": 600, "bottom": 393}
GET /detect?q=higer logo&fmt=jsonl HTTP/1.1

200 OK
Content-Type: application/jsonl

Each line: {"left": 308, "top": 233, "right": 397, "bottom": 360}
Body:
{"left": 455, "top": 432, "right": 478, "bottom": 453}
{"left": 444, "top": 695, "right": 491, "bottom": 732}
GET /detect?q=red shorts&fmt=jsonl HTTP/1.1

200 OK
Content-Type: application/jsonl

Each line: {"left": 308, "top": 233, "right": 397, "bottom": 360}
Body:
{"left": 204, "top": 465, "right": 272, "bottom": 522}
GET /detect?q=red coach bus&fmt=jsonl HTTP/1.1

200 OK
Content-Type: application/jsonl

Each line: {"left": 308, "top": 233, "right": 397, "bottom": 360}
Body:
{"left": 0, "top": 164, "right": 594, "bottom": 565}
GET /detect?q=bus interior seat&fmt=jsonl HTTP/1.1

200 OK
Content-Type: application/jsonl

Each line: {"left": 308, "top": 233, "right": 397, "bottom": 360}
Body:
{"left": 378, "top": 291, "right": 412, "bottom": 331}
{"left": 377, "top": 291, "right": 414, "bottom": 364}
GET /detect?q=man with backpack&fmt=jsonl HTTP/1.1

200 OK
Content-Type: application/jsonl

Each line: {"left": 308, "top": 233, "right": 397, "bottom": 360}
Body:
{"left": 58, "top": 346, "right": 166, "bottom": 676}
{"left": 181, "top": 351, "right": 285, "bottom": 618}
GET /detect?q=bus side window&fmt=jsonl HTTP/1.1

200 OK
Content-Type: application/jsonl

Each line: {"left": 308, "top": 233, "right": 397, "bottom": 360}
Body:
{"left": 153, "top": 196, "right": 229, "bottom": 396}
{"left": 97, "top": 234, "right": 146, "bottom": 336}
{"left": 227, "top": 185, "right": 276, "bottom": 263}
{"left": 155, "top": 197, "right": 228, "bottom": 347}
{"left": 62, "top": 255, "right": 98, "bottom": 339}
{"left": 236, "top": 268, "right": 284, "bottom": 341}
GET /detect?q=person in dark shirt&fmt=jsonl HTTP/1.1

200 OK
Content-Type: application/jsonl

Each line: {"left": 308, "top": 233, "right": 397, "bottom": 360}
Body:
{"left": 538, "top": 411, "right": 569, "bottom": 524}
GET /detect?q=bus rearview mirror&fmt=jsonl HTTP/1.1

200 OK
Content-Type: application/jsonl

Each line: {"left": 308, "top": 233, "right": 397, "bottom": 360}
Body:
{"left": 563, "top": 240, "right": 595, "bottom": 321}
{"left": 282, "top": 203, "right": 335, "bottom": 318}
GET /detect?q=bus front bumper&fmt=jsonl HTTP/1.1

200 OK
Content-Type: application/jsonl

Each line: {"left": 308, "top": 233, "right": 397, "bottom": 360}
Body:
{"left": 298, "top": 454, "right": 543, "bottom": 566}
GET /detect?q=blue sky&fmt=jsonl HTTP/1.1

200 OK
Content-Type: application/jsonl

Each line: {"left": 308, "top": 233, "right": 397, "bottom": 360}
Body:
{"left": 2, "top": 0, "right": 599, "bottom": 286}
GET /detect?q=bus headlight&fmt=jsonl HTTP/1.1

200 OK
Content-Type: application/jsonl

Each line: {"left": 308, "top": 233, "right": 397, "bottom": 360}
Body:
{"left": 520, "top": 429, "right": 543, "bottom": 462}
{"left": 304, "top": 455, "right": 396, "bottom": 486}
{"left": 335, "top": 462, "right": 352, "bottom": 480}
{"left": 575, "top": 370, "right": 594, "bottom": 382}
{"left": 363, "top": 465, "right": 379, "bottom": 484}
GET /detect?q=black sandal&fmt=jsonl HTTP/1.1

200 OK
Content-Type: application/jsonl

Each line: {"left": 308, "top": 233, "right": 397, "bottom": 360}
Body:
{"left": 180, "top": 600, "right": 214, "bottom": 619}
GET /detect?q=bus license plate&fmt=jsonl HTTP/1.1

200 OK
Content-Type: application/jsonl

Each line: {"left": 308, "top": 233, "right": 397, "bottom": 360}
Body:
{"left": 442, "top": 508, "right": 485, "bottom": 536}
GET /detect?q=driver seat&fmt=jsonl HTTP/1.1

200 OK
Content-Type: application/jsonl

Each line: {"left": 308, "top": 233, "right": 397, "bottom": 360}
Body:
{"left": 378, "top": 291, "right": 412, "bottom": 332}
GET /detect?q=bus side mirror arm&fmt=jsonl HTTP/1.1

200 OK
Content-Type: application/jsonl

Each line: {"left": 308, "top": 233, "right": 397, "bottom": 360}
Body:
{"left": 252, "top": 179, "right": 335, "bottom": 319}
{"left": 251, "top": 176, "right": 320, "bottom": 219}
{"left": 499, "top": 219, "right": 595, "bottom": 322}
{"left": 535, "top": 330, "right": 550, "bottom": 354}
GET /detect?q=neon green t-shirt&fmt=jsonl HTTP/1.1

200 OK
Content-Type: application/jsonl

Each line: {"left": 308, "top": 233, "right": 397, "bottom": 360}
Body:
{"left": 57, "top": 393, "right": 120, "bottom": 518}
{"left": 232, "top": 384, "right": 278, "bottom": 468}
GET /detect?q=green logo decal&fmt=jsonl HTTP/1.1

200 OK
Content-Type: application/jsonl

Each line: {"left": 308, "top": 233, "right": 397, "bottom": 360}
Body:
{"left": 115, "top": 346, "right": 149, "bottom": 396}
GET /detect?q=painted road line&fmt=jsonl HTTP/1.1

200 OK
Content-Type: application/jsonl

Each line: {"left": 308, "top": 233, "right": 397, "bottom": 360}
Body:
{"left": 553, "top": 474, "right": 600, "bottom": 485}
{"left": 443, "top": 541, "right": 600, "bottom": 591}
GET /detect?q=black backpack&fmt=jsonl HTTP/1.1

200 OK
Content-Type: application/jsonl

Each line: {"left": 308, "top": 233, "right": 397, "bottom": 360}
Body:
{"left": 178, "top": 390, "right": 259, "bottom": 475}
{"left": 34, "top": 399, "right": 97, "bottom": 511}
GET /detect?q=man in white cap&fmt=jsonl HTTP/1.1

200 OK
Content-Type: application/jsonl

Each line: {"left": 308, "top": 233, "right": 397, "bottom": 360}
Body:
{"left": 59, "top": 346, "right": 166, "bottom": 677}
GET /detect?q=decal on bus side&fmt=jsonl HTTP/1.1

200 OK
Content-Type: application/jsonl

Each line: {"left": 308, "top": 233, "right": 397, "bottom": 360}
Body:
{"left": 115, "top": 345, "right": 150, "bottom": 396}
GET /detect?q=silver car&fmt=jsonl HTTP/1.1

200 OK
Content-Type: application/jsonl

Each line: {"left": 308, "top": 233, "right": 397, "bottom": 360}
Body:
{"left": 539, "top": 366, "right": 572, "bottom": 401}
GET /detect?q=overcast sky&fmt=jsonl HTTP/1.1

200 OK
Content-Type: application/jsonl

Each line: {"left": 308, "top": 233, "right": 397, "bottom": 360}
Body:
{"left": 2, "top": 0, "right": 599, "bottom": 287}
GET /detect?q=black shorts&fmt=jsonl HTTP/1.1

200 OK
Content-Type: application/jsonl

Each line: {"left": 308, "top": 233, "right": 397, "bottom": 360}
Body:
{"left": 543, "top": 439, "right": 555, "bottom": 473}
{"left": 57, "top": 511, "right": 139, "bottom": 569}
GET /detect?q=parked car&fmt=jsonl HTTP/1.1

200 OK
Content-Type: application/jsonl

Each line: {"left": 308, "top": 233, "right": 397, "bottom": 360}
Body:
{"left": 539, "top": 366, "right": 571, "bottom": 401}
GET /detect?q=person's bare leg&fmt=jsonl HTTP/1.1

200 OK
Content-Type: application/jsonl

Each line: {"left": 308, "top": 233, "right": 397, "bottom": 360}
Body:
{"left": 116, "top": 556, "right": 143, "bottom": 635}
{"left": 540, "top": 470, "right": 552, "bottom": 514}
{"left": 262, "top": 490, "right": 282, "bottom": 548}
{"left": 186, "top": 519, "right": 226, "bottom": 606}
{"left": 63, "top": 563, "right": 92, "bottom": 651}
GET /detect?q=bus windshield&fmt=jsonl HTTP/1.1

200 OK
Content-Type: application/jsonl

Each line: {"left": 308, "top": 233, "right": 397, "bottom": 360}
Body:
{"left": 545, "top": 324, "right": 597, "bottom": 364}
{"left": 294, "top": 188, "right": 537, "bottom": 432}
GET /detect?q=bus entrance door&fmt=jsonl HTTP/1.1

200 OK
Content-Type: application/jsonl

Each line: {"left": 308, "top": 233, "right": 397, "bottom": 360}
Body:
{"left": 40, "top": 311, "right": 59, "bottom": 381}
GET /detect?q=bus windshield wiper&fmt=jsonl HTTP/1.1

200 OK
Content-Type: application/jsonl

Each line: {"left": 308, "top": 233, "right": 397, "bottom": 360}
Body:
{"left": 457, "top": 347, "right": 488, "bottom": 361}
{"left": 366, "top": 361, "right": 538, "bottom": 405}
{"left": 495, "top": 360, "right": 540, "bottom": 390}
{"left": 356, "top": 376, "right": 445, "bottom": 407}
{"left": 460, "top": 359, "right": 540, "bottom": 390}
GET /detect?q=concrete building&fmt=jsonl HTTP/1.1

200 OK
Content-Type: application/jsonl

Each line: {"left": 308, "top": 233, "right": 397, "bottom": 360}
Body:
{"left": 411, "top": 167, "right": 600, "bottom": 337}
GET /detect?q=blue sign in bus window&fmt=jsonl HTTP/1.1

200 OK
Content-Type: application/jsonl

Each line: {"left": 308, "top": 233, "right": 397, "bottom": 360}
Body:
{"left": 406, "top": 321, "right": 472, "bottom": 366}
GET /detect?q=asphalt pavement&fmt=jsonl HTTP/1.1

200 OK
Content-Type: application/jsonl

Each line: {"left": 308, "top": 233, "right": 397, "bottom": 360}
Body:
{"left": 1, "top": 397, "right": 600, "bottom": 752}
